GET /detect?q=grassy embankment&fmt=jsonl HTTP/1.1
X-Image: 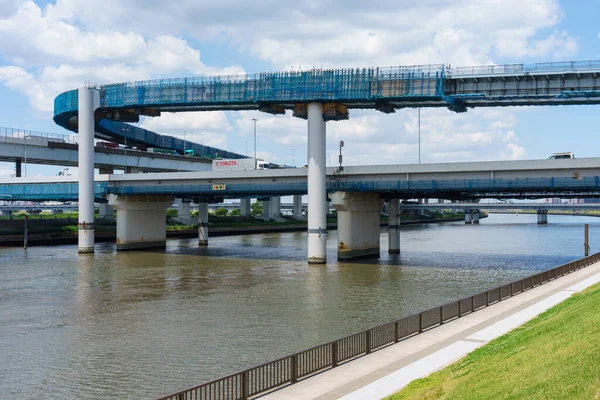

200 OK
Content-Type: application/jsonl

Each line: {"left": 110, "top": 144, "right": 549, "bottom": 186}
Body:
{"left": 387, "top": 282, "right": 600, "bottom": 400}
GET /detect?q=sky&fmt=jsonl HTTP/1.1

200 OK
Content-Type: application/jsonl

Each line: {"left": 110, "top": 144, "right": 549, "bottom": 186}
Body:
{"left": 0, "top": 0, "right": 599, "bottom": 178}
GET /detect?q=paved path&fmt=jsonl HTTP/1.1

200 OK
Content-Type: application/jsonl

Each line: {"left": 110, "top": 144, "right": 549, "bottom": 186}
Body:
{"left": 261, "top": 262, "right": 600, "bottom": 400}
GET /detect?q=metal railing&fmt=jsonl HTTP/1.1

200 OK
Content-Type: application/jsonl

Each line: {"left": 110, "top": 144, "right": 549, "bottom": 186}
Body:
{"left": 0, "top": 126, "right": 78, "bottom": 144}
{"left": 157, "top": 252, "right": 600, "bottom": 400}
{"left": 450, "top": 60, "right": 600, "bottom": 77}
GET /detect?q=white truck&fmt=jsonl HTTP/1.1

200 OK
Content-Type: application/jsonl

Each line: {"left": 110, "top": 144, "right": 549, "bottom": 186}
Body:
{"left": 212, "top": 158, "right": 266, "bottom": 171}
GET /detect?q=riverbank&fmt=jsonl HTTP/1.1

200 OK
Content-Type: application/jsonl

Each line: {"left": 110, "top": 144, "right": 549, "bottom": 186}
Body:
{"left": 389, "top": 281, "right": 600, "bottom": 400}
{"left": 0, "top": 213, "right": 472, "bottom": 247}
{"left": 261, "top": 258, "right": 600, "bottom": 400}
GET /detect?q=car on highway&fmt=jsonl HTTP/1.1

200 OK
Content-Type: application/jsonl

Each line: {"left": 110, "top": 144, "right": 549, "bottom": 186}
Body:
{"left": 547, "top": 152, "right": 575, "bottom": 160}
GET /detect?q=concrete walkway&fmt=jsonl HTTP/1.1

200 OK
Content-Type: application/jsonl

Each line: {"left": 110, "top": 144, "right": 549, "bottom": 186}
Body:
{"left": 261, "top": 261, "right": 600, "bottom": 400}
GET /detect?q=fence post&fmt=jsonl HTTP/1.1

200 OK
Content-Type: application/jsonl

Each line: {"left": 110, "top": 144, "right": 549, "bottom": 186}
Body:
{"left": 394, "top": 321, "right": 400, "bottom": 342}
{"left": 471, "top": 295, "right": 474, "bottom": 311}
{"left": 366, "top": 330, "right": 372, "bottom": 354}
{"left": 439, "top": 306, "right": 444, "bottom": 325}
{"left": 332, "top": 342, "right": 338, "bottom": 367}
{"left": 242, "top": 371, "right": 249, "bottom": 399}
{"left": 486, "top": 291, "right": 489, "bottom": 306}
{"left": 291, "top": 355, "right": 298, "bottom": 382}
{"left": 458, "top": 300, "right": 462, "bottom": 317}
{"left": 418, "top": 313, "right": 423, "bottom": 333}
{"left": 23, "top": 215, "right": 28, "bottom": 249}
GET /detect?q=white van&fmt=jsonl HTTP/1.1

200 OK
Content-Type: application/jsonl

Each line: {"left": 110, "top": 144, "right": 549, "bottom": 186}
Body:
{"left": 547, "top": 152, "right": 574, "bottom": 160}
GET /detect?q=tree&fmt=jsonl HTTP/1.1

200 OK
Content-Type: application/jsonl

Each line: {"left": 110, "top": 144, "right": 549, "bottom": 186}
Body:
{"left": 215, "top": 207, "right": 229, "bottom": 216}
{"left": 250, "top": 200, "right": 263, "bottom": 216}
{"left": 230, "top": 209, "right": 241, "bottom": 216}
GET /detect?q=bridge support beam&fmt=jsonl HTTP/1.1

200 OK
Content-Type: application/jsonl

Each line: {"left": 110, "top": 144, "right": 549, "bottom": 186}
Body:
{"left": 537, "top": 209, "right": 548, "bottom": 225}
{"left": 176, "top": 198, "right": 193, "bottom": 225}
{"left": 78, "top": 87, "right": 99, "bottom": 254}
{"left": 98, "top": 203, "right": 114, "bottom": 219}
{"left": 293, "top": 195, "right": 303, "bottom": 218}
{"left": 108, "top": 194, "right": 173, "bottom": 250}
{"left": 261, "top": 199, "right": 270, "bottom": 218}
{"left": 240, "top": 198, "right": 251, "bottom": 217}
{"left": 331, "top": 191, "right": 382, "bottom": 260}
{"left": 472, "top": 211, "right": 480, "bottom": 224}
{"left": 465, "top": 211, "right": 472, "bottom": 224}
{"left": 388, "top": 199, "right": 400, "bottom": 254}
{"left": 268, "top": 196, "right": 281, "bottom": 217}
{"left": 307, "top": 102, "right": 327, "bottom": 263}
{"left": 198, "top": 201, "right": 208, "bottom": 246}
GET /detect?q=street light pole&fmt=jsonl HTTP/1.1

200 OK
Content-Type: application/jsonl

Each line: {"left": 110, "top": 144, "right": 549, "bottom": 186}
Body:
{"left": 252, "top": 118, "right": 257, "bottom": 170}
{"left": 418, "top": 107, "right": 421, "bottom": 164}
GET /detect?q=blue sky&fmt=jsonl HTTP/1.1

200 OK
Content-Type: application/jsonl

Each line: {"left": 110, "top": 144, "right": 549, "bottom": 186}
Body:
{"left": 0, "top": 0, "right": 599, "bottom": 177}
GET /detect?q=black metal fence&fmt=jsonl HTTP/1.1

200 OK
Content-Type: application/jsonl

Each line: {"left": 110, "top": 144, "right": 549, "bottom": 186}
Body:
{"left": 157, "top": 252, "right": 600, "bottom": 400}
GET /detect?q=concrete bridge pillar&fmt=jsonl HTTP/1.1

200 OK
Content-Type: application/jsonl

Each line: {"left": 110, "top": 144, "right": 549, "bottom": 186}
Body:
{"left": 98, "top": 203, "right": 114, "bottom": 219}
{"left": 465, "top": 211, "right": 472, "bottom": 224}
{"left": 307, "top": 102, "right": 327, "bottom": 264}
{"left": 472, "top": 211, "right": 480, "bottom": 224}
{"left": 261, "top": 199, "right": 270, "bottom": 218}
{"left": 15, "top": 158, "right": 21, "bottom": 177}
{"left": 78, "top": 87, "right": 100, "bottom": 254}
{"left": 198, "top": 201, "right": 208, "bottom": 246}
{"left": 108, "top": 194, "right": 173, "bottom": 250}
{"left": 537, "top": 209, "right": 548, "bottom": 225}
{"left": 240, "top": 198, "right": 251, "bottom": 217}
{"left": 0, "top": 210, "right": 12, "bottom": 217}
{"left": 388, "top": 199, "right": 400, "bottom": 254}
{"left": 268, "top": 196, "right": 281, "bottom": 217}
{"left": 176, "top": 198, "right": 193, "bottom": 224}
{"left": 293, "top": 195, "right": 303, "bottom": 218}
{"left": 331, "top": 191, "right": 382, "bottom": 260}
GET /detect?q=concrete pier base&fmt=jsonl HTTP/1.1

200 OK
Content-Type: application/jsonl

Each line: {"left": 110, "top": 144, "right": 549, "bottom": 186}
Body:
{"left": 176, "top": 198, "right": 194, "bottom": 224}
{"left": 331, "top": 191, "right": 382, "bottom": 260}
{"left": 537, "top": 209, "right": 548, "bottom": 225}
{"left": 268, "top": 196, "right": 281, "bottom": 217}
{"left": 240, "top": 198, "right": 251, "bottom": 217}
{"left": 98, "top": 203, "right": 114, "bottom": 219}
{"left": 108, "top": 194, "right": 173, "bottom": 250}
{"left": 388, "top": 199, "right": 400, "bottom": 254}
{"left": 293, "top": 195, "right": 303, "bottom": 218}
{"left": 472, "top": 212, "right": 480, "bottom": 224}
{"left": 465, "top": 212, "right": 472, "bottom": 224}
{"left": 198, "top": 201, "right": 208, "bottom": 246}
{"left": 261, "top": 199, "right": 270, "bottom": 218}
{"left": 0, "top": 210, "right": 12, "bottom": 217}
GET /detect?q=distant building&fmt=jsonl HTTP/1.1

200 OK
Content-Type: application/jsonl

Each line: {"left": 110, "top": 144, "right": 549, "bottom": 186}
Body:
{"left": 583, "top": 198, "right": 600, "bottom": 204}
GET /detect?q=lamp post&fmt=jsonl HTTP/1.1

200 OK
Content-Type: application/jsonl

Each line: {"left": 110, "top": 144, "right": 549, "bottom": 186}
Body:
{"left": 418, "top": 107, "right": 421, "bottom": 164}
{"left": 338, "top": 140, "right": 344, "bottom": 173}
{"left": 252, "top": 118, "right": 258, "bottom": 170}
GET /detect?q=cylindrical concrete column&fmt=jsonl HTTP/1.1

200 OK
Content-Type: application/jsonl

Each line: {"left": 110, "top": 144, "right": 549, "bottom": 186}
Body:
{"left": 537, "top": 210, "right": 548, "bottom": 225}
{"left": 98, "top": 203, "right": 114, "bottom": 219}
{"left": 261, "top": 199, "right": 270, "bottom": 218}
{"left": 293, "top": 195, "right": 303, "bottom": 218}
{"left": 268, "top": 196, "right": 281, "bottom": 217}
{"left": 472, "top": 212, "right": 480, "bottom": 224}
{"left": 240, "top": 198, "right": 251, "bottom": 217}
{"left": 15, "top": 159, "right": 22, "bottom": 177}
{"left": 78, "top": 87, "right": 98, "bottom": 254}
{"left": 307, "top": 102, "right": 327, "bottom": 264}
{"left": 464, "top": 211, "right": 472, "bottom": 224}
{"left": 198, "top": 201, "right": 208, "bottom": 246}
{"left": 388, "top": 199, "right": 400, "bottom": 254}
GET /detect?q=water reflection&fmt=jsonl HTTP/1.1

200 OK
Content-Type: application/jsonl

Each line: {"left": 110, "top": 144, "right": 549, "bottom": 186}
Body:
{"left": 1, "top": 213, "right": 598, "bottom": 398}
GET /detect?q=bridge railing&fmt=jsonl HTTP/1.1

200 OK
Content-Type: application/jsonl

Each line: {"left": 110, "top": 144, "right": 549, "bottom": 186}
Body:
{"left": 450, "top": 60, "right": 600, "bottom": 77}
{"left": 0, "top": 126, "right": 78, "bottom": 145}
{"left": 156, "top": 252, "right": 600, "bottom": 400}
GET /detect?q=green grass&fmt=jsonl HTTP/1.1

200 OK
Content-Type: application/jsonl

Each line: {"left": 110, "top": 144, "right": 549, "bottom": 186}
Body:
{"left": 388, "top": 282, "right": 600, "bottom": 400}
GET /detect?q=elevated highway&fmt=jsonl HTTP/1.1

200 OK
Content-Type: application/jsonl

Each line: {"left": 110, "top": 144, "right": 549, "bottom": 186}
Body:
{"left": 2, "top": 157, "right": 600, "bottom": 202}
{"left": 0, "top": 133, "right": 212, "bottom": 173}
{"left": 52, "top": 59, "right": 600, "bottom": 260}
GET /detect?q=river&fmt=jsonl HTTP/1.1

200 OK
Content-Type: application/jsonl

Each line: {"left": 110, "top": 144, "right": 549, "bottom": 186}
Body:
{"left": 1, "top": 213, "right": 598, "bottom": 399}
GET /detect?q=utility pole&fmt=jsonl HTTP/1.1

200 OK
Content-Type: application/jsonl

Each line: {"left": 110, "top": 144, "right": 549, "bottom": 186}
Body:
{"left": 252, "top": 118, "right": 258, "bottom": 170}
